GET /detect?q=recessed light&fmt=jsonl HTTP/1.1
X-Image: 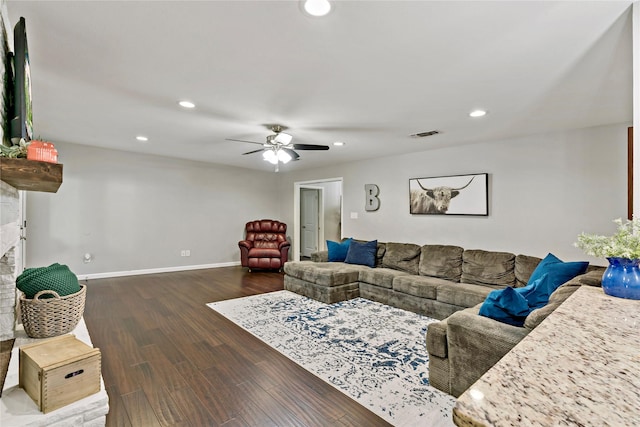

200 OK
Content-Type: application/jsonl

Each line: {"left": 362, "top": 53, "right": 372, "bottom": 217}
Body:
{"left": 178, "top": 100, "right": 196, "bottom": 109}
{"left": 136, "top": 136, "right": 149, "bottom": 142}
{"left": 469, "top": 110, "right": 487, "bottom": 118}
{"left": 303, "top": 0, "right": 331, "bottom": 17}
{"left": 333, "top": 141, "right": 345, "bottom": 146}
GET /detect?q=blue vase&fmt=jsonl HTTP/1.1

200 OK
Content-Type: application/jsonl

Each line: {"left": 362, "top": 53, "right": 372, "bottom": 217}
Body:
{"left": 601, "top": 257, "right": 640, "bottom": 300}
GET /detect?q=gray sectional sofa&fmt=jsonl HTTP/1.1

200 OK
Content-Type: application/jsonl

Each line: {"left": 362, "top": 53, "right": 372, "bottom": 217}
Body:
{"left": 285, "top": 242, "right": 544, "bottom": 319}
{"left": 283, "top": 241, "right": 604, "bottom": 397}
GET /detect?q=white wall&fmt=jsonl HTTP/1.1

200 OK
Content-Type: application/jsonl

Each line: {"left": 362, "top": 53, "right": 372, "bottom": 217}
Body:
{"left": 26, "top": 142, "right": 281, "bottom": 276}
{"left": 279, "top": 123, "right": 629, "bottom": 265}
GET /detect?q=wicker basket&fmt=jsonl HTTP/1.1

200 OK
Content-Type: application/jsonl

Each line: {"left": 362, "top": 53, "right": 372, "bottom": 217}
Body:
{"left": 19, "top": 284, "right": 86, "bottom": 339}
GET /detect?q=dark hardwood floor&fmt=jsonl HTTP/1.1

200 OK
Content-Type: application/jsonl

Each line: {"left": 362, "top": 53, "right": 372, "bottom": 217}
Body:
{"left": 83, "top": 266, "right": 391, "bottom": 427}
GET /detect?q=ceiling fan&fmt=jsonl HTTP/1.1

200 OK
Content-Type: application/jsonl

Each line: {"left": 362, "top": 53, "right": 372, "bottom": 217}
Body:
{"left": 226, "top": 124, "right": 329, "bottom": 171}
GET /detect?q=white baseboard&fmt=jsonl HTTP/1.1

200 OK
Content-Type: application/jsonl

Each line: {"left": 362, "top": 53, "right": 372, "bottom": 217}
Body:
{"left": 78, "top": 261, "right": 242, "bottom": 281}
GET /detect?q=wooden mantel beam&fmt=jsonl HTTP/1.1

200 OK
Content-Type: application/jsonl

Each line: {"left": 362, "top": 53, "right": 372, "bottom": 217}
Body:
{"left": 0, "top": 158, "right": 63, "bottom": 193}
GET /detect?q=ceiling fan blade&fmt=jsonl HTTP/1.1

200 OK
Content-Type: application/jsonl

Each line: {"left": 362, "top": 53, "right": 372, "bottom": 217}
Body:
{"left": 281, "top": 147, "right": 300, "bottom": 161}
{"left": 292, "top": 143, "right": 330, "bottom": 151}
{"left": 226, "top": 138, "right": 264, "bottom": 146}
{"left": 242, "top": 148, "right": 265, "bottom": 155}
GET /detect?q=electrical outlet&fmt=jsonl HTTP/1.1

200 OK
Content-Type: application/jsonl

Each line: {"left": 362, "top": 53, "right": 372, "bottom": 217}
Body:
{"left": 185, "top": 249, "right": 190, "bottom": 256}
{"left": 180, "top": 250, "right": 186, "bottom": 257}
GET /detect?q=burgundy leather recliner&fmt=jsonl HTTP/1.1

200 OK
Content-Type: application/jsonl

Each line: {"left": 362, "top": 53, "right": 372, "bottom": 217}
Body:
{"left": 239, "top": 219, "right": 290, "bottom": 271}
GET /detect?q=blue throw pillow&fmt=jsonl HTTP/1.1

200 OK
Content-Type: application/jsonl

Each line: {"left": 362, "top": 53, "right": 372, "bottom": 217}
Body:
{"left": 480, "top": 272, "right": 574, "bottom": 326}
{"left": 515, "top": 273, "right": 554, "bottom": 310}
{"left": 344, "top": 240, "right": 378, "bottom": 268}
{"left": 527, "top": 253, "right": 589, "bottom": 290}
{"left": 479, "top": 286, "right": 530, "bottom": 327}
{"left": 327, "top": 238, "right": 352, "bottom": 262}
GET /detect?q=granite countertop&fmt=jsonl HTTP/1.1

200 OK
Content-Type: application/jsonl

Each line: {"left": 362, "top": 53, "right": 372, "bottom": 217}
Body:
{"left": 453, "top": 286, "right": 640, "bottom": 427}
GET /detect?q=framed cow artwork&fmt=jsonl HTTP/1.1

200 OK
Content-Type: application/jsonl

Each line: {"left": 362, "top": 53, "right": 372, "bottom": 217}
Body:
{"left": 409, "top": 173, "right": 488, "bottom": 216}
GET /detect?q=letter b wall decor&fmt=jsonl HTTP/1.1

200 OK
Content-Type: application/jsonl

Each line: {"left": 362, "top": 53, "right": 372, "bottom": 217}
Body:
{"left": 365, "top": 184, "right": 380, "bottom": 211}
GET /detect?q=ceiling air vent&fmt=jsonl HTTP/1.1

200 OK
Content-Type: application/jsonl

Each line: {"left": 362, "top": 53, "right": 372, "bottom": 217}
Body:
{"left": 410, "top": 130, "right": 441, "bottom": 138}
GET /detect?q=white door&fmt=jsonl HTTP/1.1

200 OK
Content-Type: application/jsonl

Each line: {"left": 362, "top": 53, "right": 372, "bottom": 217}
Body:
{"left": 300, "top": 188, "right": 319, "bottom": 258}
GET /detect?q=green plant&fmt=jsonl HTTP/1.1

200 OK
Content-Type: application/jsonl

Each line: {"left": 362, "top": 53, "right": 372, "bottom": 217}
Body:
{"left": 575, "top": 217, "right": 640, "bottom": 260}
{"left": 0, "top": 138, "right": 28, "bottom": 158}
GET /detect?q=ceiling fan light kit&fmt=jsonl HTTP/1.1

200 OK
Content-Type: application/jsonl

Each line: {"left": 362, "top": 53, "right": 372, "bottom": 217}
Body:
{"left": 278, "top": 150, "right": 292, "bottom": 164}
{"left": 263, "top": 149, "right": 292, "bottom": 165}
{"left": 263, "top": 150, "right": 277, "bottom": 164}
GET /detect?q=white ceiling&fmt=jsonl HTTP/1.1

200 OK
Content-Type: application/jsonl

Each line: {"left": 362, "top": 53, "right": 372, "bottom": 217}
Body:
{"left": 6, "top": 1, "right": 634, "bottom": 173}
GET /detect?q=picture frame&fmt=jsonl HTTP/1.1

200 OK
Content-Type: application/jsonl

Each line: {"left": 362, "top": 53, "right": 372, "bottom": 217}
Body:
{"left": 409, "top": 173, "right": 488, "bottom": 216}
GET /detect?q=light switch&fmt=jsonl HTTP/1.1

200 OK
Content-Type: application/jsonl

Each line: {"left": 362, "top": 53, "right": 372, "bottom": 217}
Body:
{"left": 350, "top": 212, "right": 358, "bottom": 219}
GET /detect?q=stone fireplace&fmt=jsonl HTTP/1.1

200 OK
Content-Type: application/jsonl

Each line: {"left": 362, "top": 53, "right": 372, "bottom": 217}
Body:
{"left": 0, "top": 180, "right": 20, "bottom": 341}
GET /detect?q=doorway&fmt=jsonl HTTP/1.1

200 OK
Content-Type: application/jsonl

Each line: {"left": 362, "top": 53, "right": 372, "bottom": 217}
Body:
{"left": 293, "top": 178, "right": 343, "bottom": 261}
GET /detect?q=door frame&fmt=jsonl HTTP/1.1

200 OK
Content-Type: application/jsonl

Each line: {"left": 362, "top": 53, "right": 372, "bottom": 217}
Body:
{"left": 293, "top": 177, "right": 343, "bottom": 261}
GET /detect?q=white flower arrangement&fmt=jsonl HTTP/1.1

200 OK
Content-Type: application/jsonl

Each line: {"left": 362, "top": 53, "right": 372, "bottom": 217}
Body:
{"left": 575, "top": 217, "right": 640, "bottom": 260}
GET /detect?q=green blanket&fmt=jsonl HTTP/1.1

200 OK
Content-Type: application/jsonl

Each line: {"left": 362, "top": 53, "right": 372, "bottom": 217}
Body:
{"left": 16, "top": 263, "right": 80, "bottom": 299}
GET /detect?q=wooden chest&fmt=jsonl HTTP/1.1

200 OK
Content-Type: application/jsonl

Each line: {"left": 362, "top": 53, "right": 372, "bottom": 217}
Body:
{"left": 19, "top": 334, "right": 101, "bottom": 413}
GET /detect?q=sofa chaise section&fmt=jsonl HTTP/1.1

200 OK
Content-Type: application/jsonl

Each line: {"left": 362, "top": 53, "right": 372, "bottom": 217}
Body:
{"left": 283, "top": 261, "right": 366, "bottom": 303}
{"left": 426, "top": 268, "right": 604, "bottom": 397}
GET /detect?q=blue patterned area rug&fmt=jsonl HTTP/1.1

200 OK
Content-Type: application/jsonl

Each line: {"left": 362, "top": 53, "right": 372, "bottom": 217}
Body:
{"left": 207, "top": 290, "right": 455, "bottom": 426}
